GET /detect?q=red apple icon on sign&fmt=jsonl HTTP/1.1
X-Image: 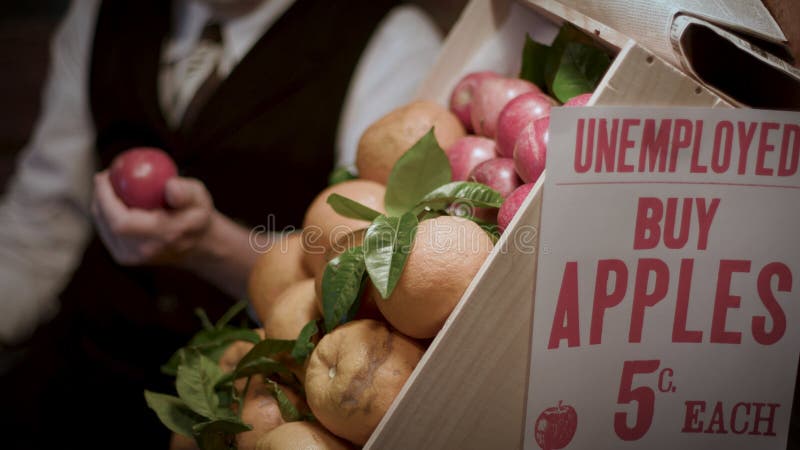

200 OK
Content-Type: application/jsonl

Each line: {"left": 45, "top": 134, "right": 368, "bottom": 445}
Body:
{"left": 534, "top": 401, "right": 577, "bottom": 450}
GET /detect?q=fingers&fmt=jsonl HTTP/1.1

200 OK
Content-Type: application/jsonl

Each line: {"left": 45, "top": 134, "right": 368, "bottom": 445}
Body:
{"left": 93, "top": 171, "right": 164, "bottom": 235}
{"left": 165, "top": 177, "right": 211, "bottom": 210}
{"left": 90, "top": 172, "right": 214, "bottom": 266}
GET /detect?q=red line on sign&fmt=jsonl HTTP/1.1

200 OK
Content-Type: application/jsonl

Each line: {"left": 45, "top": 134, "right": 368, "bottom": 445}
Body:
{"left": 555, "top": 181, "right": 800, "bottom": 190}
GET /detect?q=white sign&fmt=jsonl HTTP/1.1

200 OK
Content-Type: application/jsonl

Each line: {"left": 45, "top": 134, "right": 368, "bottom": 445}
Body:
{"left": 524, "top": 107, "right": 800, "bottom": 450}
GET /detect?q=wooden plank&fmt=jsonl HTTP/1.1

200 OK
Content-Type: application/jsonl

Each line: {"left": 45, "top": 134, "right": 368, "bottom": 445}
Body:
{"left": 522, "top": 0, "right": 628, "bottom": 52}
{"left": 591, "top": 40, "right": 734, "bottom": 108}
{"left": 366, "top": 175, "right": 545, "bottom": 450}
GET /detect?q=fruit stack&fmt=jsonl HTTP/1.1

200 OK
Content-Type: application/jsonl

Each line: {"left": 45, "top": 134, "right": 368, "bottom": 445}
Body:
{"left": 147, "top": 24, "right": 612, "bottom": 450}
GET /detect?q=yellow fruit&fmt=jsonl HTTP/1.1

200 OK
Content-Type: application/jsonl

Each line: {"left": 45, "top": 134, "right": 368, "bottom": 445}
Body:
{"left": 373, "top": 216, "right": 493, "bottom": 338}
{"left": 304, "top": 319, "right": 424, "bottom": 445}
{"left": 236, "top": 379, "right": 307, "bottom": 450}
{"left": 301, "top": 180, "right": 385, "bottom": 276}
{"left": 255, "top": 421, "right": 351, "bottom": 450}
{"left": 249, "top": 233, "right": 310, "bottom": 323}
{"left": 356, "top": 100, "right": 465, "bottom": 184}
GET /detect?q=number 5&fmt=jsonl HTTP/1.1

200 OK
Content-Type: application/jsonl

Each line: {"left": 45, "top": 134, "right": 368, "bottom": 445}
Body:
{"left": 614, "top": 360, "right": 660, "bottom": 440}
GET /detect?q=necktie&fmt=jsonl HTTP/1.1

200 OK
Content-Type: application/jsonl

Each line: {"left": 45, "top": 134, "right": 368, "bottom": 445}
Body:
{"left": 167, "top": 23, "right": 224, "bottom": 131}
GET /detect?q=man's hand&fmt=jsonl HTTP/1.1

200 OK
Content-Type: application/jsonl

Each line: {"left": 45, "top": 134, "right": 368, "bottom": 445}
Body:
{"left": 91, "top": 170, "right": 214, "bottom": 266}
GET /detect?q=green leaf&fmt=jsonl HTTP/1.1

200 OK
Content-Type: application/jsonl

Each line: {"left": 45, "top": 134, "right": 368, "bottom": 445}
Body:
{"left": 214, "top": 301, "right": 248, "bottom": 329}
{"left": 414, "top": 182, "right": 504, "bottom": 213}
{"left": 384, "top": 129, "right": 451, "bottom": 216}
{"left": 236, "top": 338, "right": 294, "bottom": 371}
{"left": 233, "top": 356, "right": 293, "bottom": 381}
{"left": 194, "top": 419, "right": 251, "bottom": 450}
{"left": 290, "top": 320, "right": 319, "bottom": 364}
{"left": 264, "top": 380, "right": 301, "bottom": 422}
{"left": 144, "top": 391, "right": 204, "bottom": 437}
{"left": 363, "top": 213, "right": 419, "bottom": 299}
{"left": 321, "top": 247, "right": 367, "bottom": 332}
{"left": 327, "top": 193, "right": 382, "bottom": 221}
{"left": 328, "top": 166, "right": 357, "bottom": 186}
{"left": 161, "top": 328, "right": 262, "bottom": 376}
{"left": 552, "top": 42, "right": 611, "bottom": 103}
{"left": 544, "top": 23, "right": 599, "bottom": 93}
{"left": 519, "top": 34, "right": 550, "bottom": 89}
{"left": 191, "top": 328, "right": 262, "bottom": 348}
{"left": 176, "top": 350, "right": 225, "bottom": 419}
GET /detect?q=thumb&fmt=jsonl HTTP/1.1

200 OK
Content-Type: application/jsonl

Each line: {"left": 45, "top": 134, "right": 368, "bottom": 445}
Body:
{"left": 165, "top": 177, "right": 209, "bottom": 210}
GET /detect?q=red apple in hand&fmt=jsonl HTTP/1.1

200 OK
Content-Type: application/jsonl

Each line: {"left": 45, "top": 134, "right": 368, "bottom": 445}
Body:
{"left": 470, "top": 77, "right": 539, "bottom": 138}
{"left": 109, "top": 147, "right": 177, "bottom": 209}
{"left": 496, "top": 92, "right": 555, "bottom": 157}
{"left": 469, "top": 157, "right": 521, "bottom": 198}
{"left": 449, "top": 71, "right": 501, "bottom": 131}
{"left": 446, "top": 136, "right": 498, "bottom": 181}
{"left": 497, "top": 183, "right": 534, "bottom": 232}
{"left": 564, "top": 92, "right": 592, "bottom": 107}
{"left": 534, "top": 401, "right": 577, "bottom": 450}
{"left": 514, "top": 117, "right": 549, "bottom": 183}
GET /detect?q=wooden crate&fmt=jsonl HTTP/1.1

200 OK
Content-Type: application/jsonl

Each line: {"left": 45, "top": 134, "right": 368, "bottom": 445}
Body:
{"left": 365, "top": 1, "right": 729, "bottom": 448}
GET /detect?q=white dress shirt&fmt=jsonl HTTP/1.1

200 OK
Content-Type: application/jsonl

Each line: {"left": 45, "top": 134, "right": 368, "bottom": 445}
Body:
{"left": 0, "top": 0, "right": 442, "bottom": 344}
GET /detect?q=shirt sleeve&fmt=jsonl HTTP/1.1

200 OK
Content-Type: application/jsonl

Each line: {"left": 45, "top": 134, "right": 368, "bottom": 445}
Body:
{"left": 335, "top": 4, "right": 444, "bottom": 171}
{"left": 0, "top": 0, "right": 101, "bottom": 344}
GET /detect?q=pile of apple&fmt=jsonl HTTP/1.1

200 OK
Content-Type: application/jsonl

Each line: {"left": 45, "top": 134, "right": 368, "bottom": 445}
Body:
{"left": 446, "top": 71, "right": 591, "bottom": 231}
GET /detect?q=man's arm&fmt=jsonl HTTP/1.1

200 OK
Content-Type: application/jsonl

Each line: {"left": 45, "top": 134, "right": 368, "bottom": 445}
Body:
{"left": 0, "top": 0, "right": 101, "bottom": 345}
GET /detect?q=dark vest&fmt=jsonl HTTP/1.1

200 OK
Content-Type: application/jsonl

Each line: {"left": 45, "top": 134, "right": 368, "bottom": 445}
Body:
{"left": 68, "top": 0, "right": 396, "bottom": 350}
{"left": 0, "top": 2, "right": 397, "bottom": 448}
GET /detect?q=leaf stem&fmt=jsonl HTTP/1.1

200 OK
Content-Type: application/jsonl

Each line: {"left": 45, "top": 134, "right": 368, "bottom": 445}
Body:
{"left": 215, "top": 301, "right": 248, "bottom": 329}
{"left": 238, "top": 376, "right": 252, "bottom": 420}
{"left": 195, "top": 308, "right": 214, "bottom": 331}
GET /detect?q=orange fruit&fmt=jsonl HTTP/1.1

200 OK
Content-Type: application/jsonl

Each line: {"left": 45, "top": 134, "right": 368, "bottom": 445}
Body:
{"left": 257, "top": 278, "right": 320, "bottom": 381}
{"left": 236, "top": 379, "right": 307, "bottom": 450}
{"left": 301, "top": 180, "right": 385, "bottom": 277}
{"left": 218, "top": 329, "right": 266, "bottom": 393}
{"left": 304, "top": 319, "right": 424, "bottom": 445}
{"left": 373, "top": 216, "right": 493, "bottom": 339}
{"left": 259, "top": 279, "right": 320, "bottom": 341}
{"left": 255, "top": 421, "right": 351, "bottom": 450}
{"left": 356, "top": 100, "right": 465, "bottom": 184}
{"left": 169, "top": 433, "right": 199, "bottom": 450}
{"left": 249, "top": 233, "right": 311, "bottom": 322}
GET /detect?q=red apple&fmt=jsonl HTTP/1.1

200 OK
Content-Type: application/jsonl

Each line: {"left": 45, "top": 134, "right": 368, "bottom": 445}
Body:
{"left": 449, "top": 71, "right": 501, "bottom": 132}
{"left": 470, "top": 77, "right": 539, "bottom": 138}
{"left": 497, "top": 183, "right": 534, "bottom": 232}
{"left": 534, "top": 401, "right": 578, "bottom": 450}
{"left": 109, "top": 147, "right": 177, "bottom": 209}
{"left": 564, "top": 92, "right": 592, "bottom": 107}
{"left": 495, "top": 92, "right": 555, "bottom": 157}
{"left": 468, "top": 157, "right": 521, "bottom": 199}
{"left": 446, "top": 136, "right": 498, "bottom": 181}
{"left": 513, "top": 116, "right": 549, "bottom": 183}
